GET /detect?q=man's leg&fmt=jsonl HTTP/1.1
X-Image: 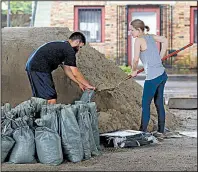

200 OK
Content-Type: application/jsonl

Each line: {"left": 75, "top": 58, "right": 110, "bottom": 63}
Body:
{"left": 27, "top": 71, "right": 37, "bottom": 97}
{"left": 154, "top": 79, "right": 167, "bottom": 133}
{"left": 47, "top": 99, "right": 57, "bottom": 104}
{"left": 26, "top": 71, "right": 57, "bottom": 101}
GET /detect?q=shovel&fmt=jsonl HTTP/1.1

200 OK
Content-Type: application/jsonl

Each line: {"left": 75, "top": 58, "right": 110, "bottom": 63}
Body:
{"left": 96, "top": 43, "right": 193, "bottom": 92}
{"left": 96, "top": 75, "right": 132, "bottom": 92}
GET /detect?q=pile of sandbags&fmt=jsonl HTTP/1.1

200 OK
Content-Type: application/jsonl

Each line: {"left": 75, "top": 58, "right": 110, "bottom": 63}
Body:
{"left": 1, "top": 91, "right": 100, "bottom": 165}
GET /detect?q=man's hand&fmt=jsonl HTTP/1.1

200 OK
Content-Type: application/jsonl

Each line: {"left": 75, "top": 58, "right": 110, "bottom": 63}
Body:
{"left": 78, "top": 83, "right": 96, "bottom": 91}
{"left": 85, "top": 84, "right": 96, "bottom": 90}
{"left": 78, "top": 83, "right": 86, "bottom": 91}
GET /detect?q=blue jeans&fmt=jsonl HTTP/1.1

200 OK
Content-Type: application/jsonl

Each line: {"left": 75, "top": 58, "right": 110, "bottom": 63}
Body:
{"left": 139, "top": 72, "right": 168, "bottom": 133}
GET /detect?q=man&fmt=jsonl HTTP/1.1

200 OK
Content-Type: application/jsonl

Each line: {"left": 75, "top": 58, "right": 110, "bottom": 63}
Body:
{"left": 26, "top": 32, "right": 95, "bottom": 104}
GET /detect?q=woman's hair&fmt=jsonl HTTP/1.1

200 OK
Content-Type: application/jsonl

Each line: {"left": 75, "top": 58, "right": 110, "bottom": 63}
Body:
{"left": 130, "top": 19, "right": 150, "bottom": 32}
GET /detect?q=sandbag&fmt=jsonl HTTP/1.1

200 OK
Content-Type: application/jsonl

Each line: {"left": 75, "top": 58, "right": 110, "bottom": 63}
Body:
{"left": 9, "top": 126, "right": 36, "bottom": 164}
{"left": 38, "top": 104, "right": 61, "bottom": 133}
{"left": 30, "top": 97, "right": 48, "bottom": 118}
{"left": 75, "top": 101, "right": 100, "bottom": 156}
{"left": 30, "top": 97, "right": 48, "bottom": 113}
{"left": 12, "top": 100, "right": 33, "bottom": 118}
{"left": 11, "top": 117, "right": 29, "bottom": 130}
{"left": 75, "top": 103, "right": 92, "bottom": 160}
{"left": 80, "top": 90, "right": 95, "bottom": 103}
{"left": 59, "top": 105, "right": 83, "bottom": 162}
{"left": 1, "top": 119, "right": 14, "bottom": 136}
{"left": 1, "top": 103, "right": 11, "bottom": 121}
{"left": 1, "top": 134, "right": 15, "bottom": 162}
{"left": 87, "top": 102, "right": 101, "bottom": 152}
{"left": 35, "top": 127, "right": 63, "bottom": 165}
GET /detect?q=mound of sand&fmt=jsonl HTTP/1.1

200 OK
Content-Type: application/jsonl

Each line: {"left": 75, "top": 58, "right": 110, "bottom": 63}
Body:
{"left": 2, "top": 27, "right": 179, "bottom": 133}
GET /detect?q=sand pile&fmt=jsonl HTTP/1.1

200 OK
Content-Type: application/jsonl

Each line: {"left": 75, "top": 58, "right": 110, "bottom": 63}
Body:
{"left": 2, "top": 27, "right": 179, "bottom": 133}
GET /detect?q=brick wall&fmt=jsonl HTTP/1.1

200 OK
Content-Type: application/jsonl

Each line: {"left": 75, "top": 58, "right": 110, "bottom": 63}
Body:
{"left": 171, "top": 2, "right": 197, "bottom": 68}
{"left": 51, "top": 1, "right": 118, "bottom": 61}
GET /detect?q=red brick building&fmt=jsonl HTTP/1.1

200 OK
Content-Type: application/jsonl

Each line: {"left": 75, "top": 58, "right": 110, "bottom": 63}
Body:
{"left": 35, "top": 1, "right": 197, "bottom": 69}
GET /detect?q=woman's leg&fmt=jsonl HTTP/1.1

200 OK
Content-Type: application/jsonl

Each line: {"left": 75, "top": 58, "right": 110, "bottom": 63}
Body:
{"left": 139, "top": 80, "right": 157, "bottom": 132}
{"left": 154, "top": 79, "right": 167, "bottom": 133}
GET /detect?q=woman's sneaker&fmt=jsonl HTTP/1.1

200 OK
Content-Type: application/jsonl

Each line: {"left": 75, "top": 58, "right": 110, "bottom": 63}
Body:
{"left": 152, "top": 131, "right": 165, "bottom": 141}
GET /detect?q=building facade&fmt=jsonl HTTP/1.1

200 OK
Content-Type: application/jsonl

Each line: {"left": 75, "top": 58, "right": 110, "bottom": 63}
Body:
{"left": 35, "top": 1, "right": 197, "bottom": 69}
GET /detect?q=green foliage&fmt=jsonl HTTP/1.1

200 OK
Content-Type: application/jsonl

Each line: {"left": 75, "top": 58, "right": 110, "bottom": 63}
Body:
{"left": 119, "top": 65, "right": 132, "bottom": 74}
{"left": 2, "top": 1, "right": 32, "bottom": 14}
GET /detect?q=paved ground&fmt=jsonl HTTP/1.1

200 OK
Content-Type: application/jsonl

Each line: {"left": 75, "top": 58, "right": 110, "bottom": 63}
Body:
{"left": 2, "top": 109, "right": 197, "bottom": 171}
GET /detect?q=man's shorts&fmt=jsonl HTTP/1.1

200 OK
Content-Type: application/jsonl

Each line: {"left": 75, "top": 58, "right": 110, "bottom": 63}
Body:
{"left": 27, "top": 71, "right": 57, "bottom": 100}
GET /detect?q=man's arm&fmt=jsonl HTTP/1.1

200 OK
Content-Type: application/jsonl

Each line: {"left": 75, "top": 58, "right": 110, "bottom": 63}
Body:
{"left": 60, "top": 64, "right": 87, "bottom": 91}
{"left": 69, "top": 66, "right": 94, "bottom": 88}
{"left": 153, "top": 35, "right": 168, "bottom": 59}
{"left": 60, "top": 64, "right": 95, "bottom": 90}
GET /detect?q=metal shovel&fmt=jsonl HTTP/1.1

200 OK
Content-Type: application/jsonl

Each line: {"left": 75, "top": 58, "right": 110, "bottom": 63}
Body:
{"left": 96, "top": 75, "right": 132, "bottom": 92}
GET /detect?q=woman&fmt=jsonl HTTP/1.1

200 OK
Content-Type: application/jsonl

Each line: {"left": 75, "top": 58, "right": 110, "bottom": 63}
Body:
{"left": 129, "top": 19, "right": 168, "bottom": 136}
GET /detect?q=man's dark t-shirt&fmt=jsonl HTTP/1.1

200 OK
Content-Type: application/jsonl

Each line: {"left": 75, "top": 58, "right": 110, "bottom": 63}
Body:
{"left": 26, "top": 41, "right": 77, "bottom": 73}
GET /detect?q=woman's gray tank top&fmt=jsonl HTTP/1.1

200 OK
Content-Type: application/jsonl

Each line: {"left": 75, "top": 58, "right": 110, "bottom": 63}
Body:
{"left": 139, "top": 34, "right": 165, "bottom": 80}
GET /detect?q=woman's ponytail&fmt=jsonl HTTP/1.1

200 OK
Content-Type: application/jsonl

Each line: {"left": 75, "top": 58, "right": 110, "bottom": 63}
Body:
{"left": 145, "top": 26, "right": 150, "bottom": 32}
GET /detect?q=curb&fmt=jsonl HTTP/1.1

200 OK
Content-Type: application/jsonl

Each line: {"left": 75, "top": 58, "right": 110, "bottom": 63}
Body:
{"left": 135, "top": 74, "right": 197, "bottom": 81}
{"left": 168, "top": 97, "right": 197, "bottom": 109}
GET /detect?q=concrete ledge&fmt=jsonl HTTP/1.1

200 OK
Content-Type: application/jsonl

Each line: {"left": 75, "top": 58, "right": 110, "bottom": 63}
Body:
{"left": 168, "top": 98, "right": 197, "bottom": 109}
{"left": 135, "top": 74, "right": 197, "bottom": 81}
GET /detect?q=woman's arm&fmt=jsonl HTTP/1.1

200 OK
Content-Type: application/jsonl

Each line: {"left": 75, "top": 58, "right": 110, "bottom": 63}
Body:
{"left": 153, "top": 35, "right": 168, "bottom": 59}
{"left": 131, "top": 38, "right": 141, "bottom": 77}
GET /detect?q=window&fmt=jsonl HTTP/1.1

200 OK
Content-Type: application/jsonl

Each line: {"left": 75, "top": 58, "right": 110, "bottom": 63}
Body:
{"left": 190, "top": 7, "right": 197, "bottom": 43}
{"left": 74, "top": 6, "right": 105, "bottom": 43}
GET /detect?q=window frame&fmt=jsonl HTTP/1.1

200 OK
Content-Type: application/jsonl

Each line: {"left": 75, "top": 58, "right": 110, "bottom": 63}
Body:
{"left": 74, "top": 6, "right": 105, "bottom": 43}
{"left": 190, "top": 7, "right": 197, "bottom": 44}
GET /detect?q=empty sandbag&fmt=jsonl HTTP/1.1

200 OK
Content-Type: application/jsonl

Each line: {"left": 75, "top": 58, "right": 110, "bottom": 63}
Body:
{"left": 35, "top": 127, "right": 63, "bottom": 165}
{"left": 59, "top": 105, "right": 83, "bottom": 162}
{"left": 1, "top": 134, "right": 15, "bottom": 162}
{"left": 80, "top": 90, "right": 95, "bottom": 103}
{"left": 9, "top": 126, "right": 36, "bottom": 164}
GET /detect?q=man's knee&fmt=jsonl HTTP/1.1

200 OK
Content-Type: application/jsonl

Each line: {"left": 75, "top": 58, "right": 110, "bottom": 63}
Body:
{"left": 47, "top": 99, "right": 57, "bottom": 104}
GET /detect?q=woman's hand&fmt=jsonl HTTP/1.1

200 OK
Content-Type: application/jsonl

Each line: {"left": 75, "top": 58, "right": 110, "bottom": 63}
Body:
{"left": 130, "top": 70, "right": 138, "bottom": 78}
